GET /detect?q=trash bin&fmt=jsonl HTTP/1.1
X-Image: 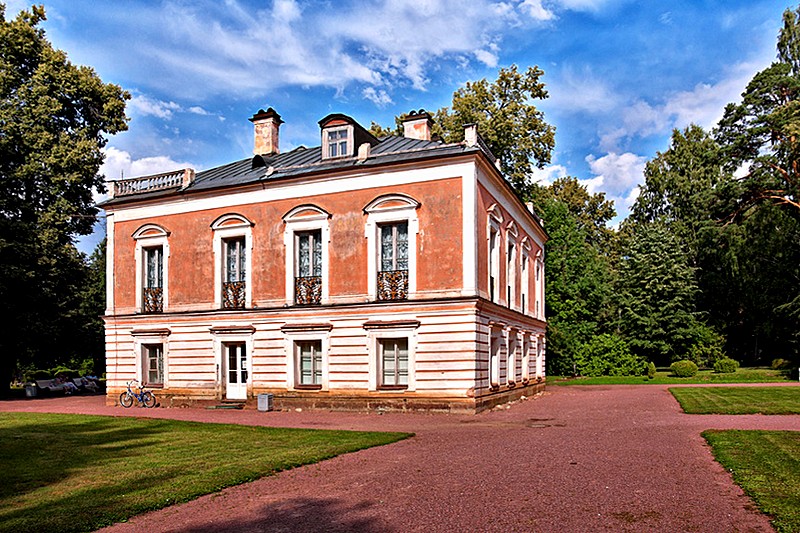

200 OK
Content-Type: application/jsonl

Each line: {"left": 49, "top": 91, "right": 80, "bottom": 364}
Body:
{"left": 24, "top": 385, "right": 37, "bottom": 398}
{"left": 257, "top": 393, "right": 273, "bottom": 412}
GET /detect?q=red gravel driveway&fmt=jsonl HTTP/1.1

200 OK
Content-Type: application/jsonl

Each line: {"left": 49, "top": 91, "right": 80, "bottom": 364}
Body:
{"left": 4, "top": 384, "right": 799, "bottom": 532}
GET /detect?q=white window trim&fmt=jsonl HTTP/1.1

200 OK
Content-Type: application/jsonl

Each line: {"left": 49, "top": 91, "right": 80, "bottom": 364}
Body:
{"left": 522, "top": 334, "right": 531, "bottom": 382}
{"left": 364, "top": 195, "right": 420, "bottom": 301}
{"left": 505, "top": 327, "right": 519, "bottom": 385}
{"left": 520, "top": 238, "right": 531, "bottom": 316}
{"left": 131, "top": 329, "right": 170, "bottom": 388}
{"left": 133, "top": 225, "right": 169, "bottom": 313}
{"left": 506, "top": 237, "right": 517, "bottom": 310}
{"left": 535, "top": 249, "right": 545, "bottom": 320}
{"left": 284, "top": 331, "right": 330, "bottom": 391}
{"left": 212, "top": 215, "right": 253, "bottom": 309}
{"left": 489, "top": 325, "right": 502, "bottom": 388}
{"left": 322, "top": 125, "right": 354, "bottom": 159}
{"left": 367, "top": 327, "right": 417, "bottom": 392}
{"left": 488, "top": 223, "right": 501, "bottom": 304}
{"left": 536, "top": 335, "right": 546, "bottom": 379}
{"left": 283, "top": 206, "right": 331, "bottom": 305}
{"left": 211, "top": 328, "right": 254, "bottom": 398}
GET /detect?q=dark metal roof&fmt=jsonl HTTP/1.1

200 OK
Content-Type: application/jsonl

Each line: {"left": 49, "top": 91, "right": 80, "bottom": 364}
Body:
{"left": 102, "top": 134, "right": 489, "bottom": 206}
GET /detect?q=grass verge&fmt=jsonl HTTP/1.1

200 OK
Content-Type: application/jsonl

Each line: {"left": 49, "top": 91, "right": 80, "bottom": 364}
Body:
{"left": 703, "top": 430, "right": 800, "bottom": 533}
{"left": 549, "top": 367, "right": 792, "bottom": 386}
{"left": 0, "top": 412, "right": 411, "bottom": 533}
{"left": 669, "top": 386, "right": 800, "bottom": 414}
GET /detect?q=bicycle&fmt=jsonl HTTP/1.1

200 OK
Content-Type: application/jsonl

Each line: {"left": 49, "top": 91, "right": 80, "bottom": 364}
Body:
{"left": 119, "top": 380, "right": 157, "bottom": 408}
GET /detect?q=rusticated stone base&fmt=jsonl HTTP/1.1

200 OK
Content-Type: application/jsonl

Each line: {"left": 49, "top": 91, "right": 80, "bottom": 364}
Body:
{"left": 105, "top": 381, "right": 547, "bottom": 414}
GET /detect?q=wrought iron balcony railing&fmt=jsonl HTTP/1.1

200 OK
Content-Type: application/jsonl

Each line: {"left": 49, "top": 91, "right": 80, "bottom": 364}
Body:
{"left": 377, "top": 269, "right": 408, "bottom": 301}
{"left": 295, "top": 276, "right": 322, "bottom": 305}
{"left": 142, "top": 287, "right": 163, "bottom": 313}
{"left": 222, "top": 281, "right": 246, "bottom": 309}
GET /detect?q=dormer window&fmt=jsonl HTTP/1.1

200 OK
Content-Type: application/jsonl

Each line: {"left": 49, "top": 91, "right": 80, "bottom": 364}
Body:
{"left": 318, "top": 113, "right": 379, "bottom": 161}
{"left": 326, "top": 128, "right": 349, "bottom": 158}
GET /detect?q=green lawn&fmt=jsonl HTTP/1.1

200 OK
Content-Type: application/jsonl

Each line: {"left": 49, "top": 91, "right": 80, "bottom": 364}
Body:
{"left": 549, "top": 367, "right": 792, "bottom": 386}
{"left": 669, "top": 386, "right": 800, "bottom": 414}
{"left": 0, "top": 412, "right": 411, "bottom": 533}
{"left": 704, "top": 430, "right": 800, "bottom": 533}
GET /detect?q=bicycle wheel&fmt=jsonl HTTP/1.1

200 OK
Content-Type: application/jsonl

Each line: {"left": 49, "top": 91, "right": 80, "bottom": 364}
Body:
{"left": 119, "top": 392, "right": 134, "bottom": 408}
{"left": 142, "top": 391, "right": 157, "bottom": 408}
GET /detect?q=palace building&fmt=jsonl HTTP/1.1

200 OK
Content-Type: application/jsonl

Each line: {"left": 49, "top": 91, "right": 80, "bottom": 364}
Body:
{"left": 101, "top": 108, "right": 547, "bottom": 412}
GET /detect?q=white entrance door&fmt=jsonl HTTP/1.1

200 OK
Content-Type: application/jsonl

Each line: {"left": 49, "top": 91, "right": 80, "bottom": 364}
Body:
{"left": 225, "top": 343, "right": 248, "bottom": 400}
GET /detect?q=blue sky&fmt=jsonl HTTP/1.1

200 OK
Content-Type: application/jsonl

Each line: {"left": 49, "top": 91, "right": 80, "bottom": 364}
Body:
{"left": 4, "top": 0, "right": 787, "bottom": 252}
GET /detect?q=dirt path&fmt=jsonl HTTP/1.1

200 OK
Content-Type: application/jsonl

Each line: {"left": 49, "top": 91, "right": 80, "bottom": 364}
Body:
{"left": 4, "top": 384, "right": 799, "bottom": 532}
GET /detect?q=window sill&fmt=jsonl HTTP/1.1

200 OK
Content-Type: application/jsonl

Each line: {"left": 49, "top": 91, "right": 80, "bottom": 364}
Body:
{"left": 294, "top": 384, "right": 322, "bottom": 390}
{"left": 378, "top": 385, "right": 408, "bottom": 391}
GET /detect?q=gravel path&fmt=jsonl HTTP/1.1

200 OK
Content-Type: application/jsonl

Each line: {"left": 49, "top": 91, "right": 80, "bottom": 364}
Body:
{"left": 4, "top": 384, "right": 799, "bottom": 532}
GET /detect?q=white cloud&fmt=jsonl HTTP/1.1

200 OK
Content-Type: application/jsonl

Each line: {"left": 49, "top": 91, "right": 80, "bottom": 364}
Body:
{"left": 519, "top": 0, "right": 556, "bottom": 20}
{"left": 475, "top": 48, "right": 499, "bottom": 68}
{"left": 100, "top": 147, "right": 195, "bottom": 184}
{"left": 599, "top": 61, "right": 760, "bottom": 152}
{"left": 548, "top": 66, "right": 618, "bottom": 114}
{"left": 362, "top": 87, "right": 393, "bottom": 107}
{"left": 584, "top": 151, "right": 646, "bottom": 212}
{"left": 530, "top": 164, "right": 569, "bottom": 186}
{"left": 187, "top": 106, "right": 212, "bottom": 115}
{"left": 129, "top": 95, "right": 181, "bottom": 119}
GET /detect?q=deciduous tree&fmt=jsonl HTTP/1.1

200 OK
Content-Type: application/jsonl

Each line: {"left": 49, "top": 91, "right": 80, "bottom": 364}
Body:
{"left": 0, "top": 5, "right": 128, "bottom": 394}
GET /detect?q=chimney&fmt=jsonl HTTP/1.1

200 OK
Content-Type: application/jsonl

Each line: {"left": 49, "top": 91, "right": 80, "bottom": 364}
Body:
{"left": 249, "top": 107, "right": 283, "bottom": 156}
{"left": 464, "top": 123, "right": 478, "bottom": 147}
{"left": 402, "top": 109, "right": 433, "bottom": 141}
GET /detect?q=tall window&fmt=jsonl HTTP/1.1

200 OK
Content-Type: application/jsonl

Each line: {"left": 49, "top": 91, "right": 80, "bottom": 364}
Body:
{"left": 489, "top": 227, "right": 500, "bottom": 303}
{"left": 377, "top": 221, "right": 409, "bottom": 300}
{"left": 143, "top": 246, "right": 163, "bottom": 313}
{"left": 296, "top": 340, "right": 323, "bottom": 387}
{"left": 489, "top": 333, "right": 500, "bottom": 387}
{"left": 508, "top": 332, "right": 518, "bottom": 385}
{"left": 143, "top": 344, "right": 163, "bottom": 385}
{"left": 222, "top": 237, "right": 246, "bottom": 309}
{"left": 295, "top": 230, "right": 322, "bottom": 305}
{"left": 507, "top": 239, "right": 516, "bottom": 308}
{"left": 327, "top": 128, "right": 349, "bottom": 158}
{"left": 379, "top": 338, "right": 408, "bottom": 387}
{"left": 521, "top": 252, "right": 529, "bottom": 314}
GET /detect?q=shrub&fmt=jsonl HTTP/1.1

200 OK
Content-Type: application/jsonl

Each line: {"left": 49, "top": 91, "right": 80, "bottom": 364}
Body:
{"left": 688, "top": 342, "right": 725, "bottom": 368}
{"left": 25, "top": 369, "right": 52, "bottom": 382}
{"left": 574, "top": 334, "right": 645, "bottom": 377}
{"left": 713, "top": 357, "right": 740, "bottom": 373}
{"left": 49, "top": 365, "right": 76, "bottom": 378}
{"left": 771, "top": 358, "right": 793, "bottom": 370}
{"left": 670, "top": 360, "right": 698, "bottom": 377}
{"left": 646, "top": 361, "right": 657, "bottom": 380}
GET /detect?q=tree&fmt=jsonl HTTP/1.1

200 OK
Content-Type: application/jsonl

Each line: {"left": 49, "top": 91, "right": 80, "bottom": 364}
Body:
{"left": 715, "top": 5, "right": 800, "bottom": 217}
{"left": 433, "top": 65, "right": 555, "bottom": 194}
{"left": 373, "top": 65, "right": 556, "bottom": 195}
{"left": 616, "top": 223, "right": 711, "bottom": 366}
{"left": 537, "top": 197, "right": 615, "bottom": 374}
{"left": 535, "top": 177, "right": 617, "bottom": 251}
{"left": 630, "top": 125, "right": 726, "bottom": 263}
{"left": 0, "top": 5, "right": 128, "bottom": 394}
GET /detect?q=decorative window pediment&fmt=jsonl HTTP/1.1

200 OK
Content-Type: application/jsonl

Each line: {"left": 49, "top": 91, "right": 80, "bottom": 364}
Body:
{"left": 211, "top": 213, "right": 254, "bottom": 230}
{"left": 363, "top": 193, "right": 421, "bottom": 214}
{"left": 506, "top": 221, "right": 519, "bottom": 239}
{"left": 487, "top": 203, "right": 504, "bottom": 224}
{"left": 283, "top": 204, "right": 331, "bottom": 223}
{"left": 132, "top": 223, "right": 170, "bottom": 240}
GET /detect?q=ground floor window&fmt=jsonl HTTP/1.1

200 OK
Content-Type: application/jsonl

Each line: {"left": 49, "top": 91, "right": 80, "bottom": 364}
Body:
{"left": 379, "top": 338, "right": 408, "bottom": 388}
{"left": 296, "top": 340, "right": 323, "bottom": 388}
{"left": 143, "top": 344, "right": 163, "bottom": 386}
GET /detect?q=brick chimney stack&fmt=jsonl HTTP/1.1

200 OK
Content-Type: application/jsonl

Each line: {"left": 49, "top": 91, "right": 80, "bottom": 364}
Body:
{"left": 402, "top": 109, "right": 434, "bottom": 141}
{"left": 249, "top": 107, "right": 283, "bottom": 156}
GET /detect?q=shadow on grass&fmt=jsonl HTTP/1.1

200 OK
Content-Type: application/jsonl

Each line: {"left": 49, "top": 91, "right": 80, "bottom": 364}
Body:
{"left": 0, "top": 414, "right": 179, "bottom": 532}
{"left": 176, "top": 496, "right": 393, "bottom": 533}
